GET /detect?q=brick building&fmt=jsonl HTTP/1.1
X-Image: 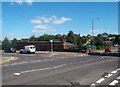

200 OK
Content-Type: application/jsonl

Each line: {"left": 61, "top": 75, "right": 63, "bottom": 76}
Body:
{"left": 16, "top": 41, "right": 77, "bottom": 51}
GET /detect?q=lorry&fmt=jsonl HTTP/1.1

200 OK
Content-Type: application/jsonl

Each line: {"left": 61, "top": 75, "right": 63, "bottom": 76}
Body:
{"left": 20, "top": 45, "right": 36, "bottom": 54}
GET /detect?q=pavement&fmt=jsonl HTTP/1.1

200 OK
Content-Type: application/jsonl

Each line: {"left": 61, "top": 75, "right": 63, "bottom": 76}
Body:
{"left": 2, "top": 52, "right": 119, "bottom": 86}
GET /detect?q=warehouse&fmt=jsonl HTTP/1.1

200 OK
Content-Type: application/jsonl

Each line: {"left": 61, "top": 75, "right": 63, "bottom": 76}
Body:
{"left": 16, "top": 41, "right": 77, "bottom": 51}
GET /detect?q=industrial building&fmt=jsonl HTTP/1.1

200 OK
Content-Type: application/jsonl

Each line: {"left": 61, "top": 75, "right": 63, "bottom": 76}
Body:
{"left": 16, "top": 41, "right": 77, "bottom": 51}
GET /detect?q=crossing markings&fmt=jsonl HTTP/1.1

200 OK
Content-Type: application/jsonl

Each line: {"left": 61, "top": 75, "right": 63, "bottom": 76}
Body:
{"left": 109, "top": 80, "right": 119, "bottom": 85}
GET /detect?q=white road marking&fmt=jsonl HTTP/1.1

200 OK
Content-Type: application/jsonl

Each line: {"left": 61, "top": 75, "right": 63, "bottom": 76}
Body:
{"left": 18, "top": 62, "right": 25, "bottom": 65}
{"left": 91, "top": 83, "right": 95, "bottom": 85}
{"left": 101, "top": 57, "right": 104, "bottom": 58}
{"left": 96, "top": 78, "right": 105, "bottom": 83}
{"left": 21, "top": 67, "right": 51, "bottom": 74}
{"left": 53, "top": 64, "right": 66, "bottom": 68}
{"left": 105, "top": 74, "right": 113, "bottom": 78}
{"left": 23, "top": 61, "right": 29, "bottom": 63}
{"left": 3, "top": 58, "right": 53, "bottom": 67}
{"left": 37, "top": 60, "right": 41, "bottom": 61}
{"left": 117, "top": 76, "right": 120, "bottom": 80}
{"left": 117, "top": 68, "right": 120, "bottom": 71}
{"left": 111, "top": 70, "right": 117, "bottom": 74}
{"left": 11, "top": 63, "right": 19, "bottom": 66}
{"left": 14, "top": 63, "right": 67, "bottom": 75}
{"left": 109, "top": 80, "right": 119, "bottom": 85}
{"left": 14, "top": 73, "right": 21, "bottom": 76}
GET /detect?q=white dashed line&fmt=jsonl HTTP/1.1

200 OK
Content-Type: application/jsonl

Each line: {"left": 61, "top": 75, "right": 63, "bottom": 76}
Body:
{"left": 37, "top": 60, "right": 41, "bottom": 61}
{"left": 109, "top": 80, "right": 119, "bottom": 85}
{"left": 91, "top": 83, "right": 96, "bottom": 85}
{"left": 117, "top": 68, "right": 120, "bottom": 71}
{"left": 117, "top": 76, "right": 120, "bottom": 80}
{"left": 53, "top": 64, "right": 66, "bottom": 69}
{"left": 96, "top": 78, "right": 105, "bottom": 83}
{"left": 14, "top": 73, "right": 21, "bottom": 76}
{"left": 14, "top": 63, "right": 67, "bottom": 75}
{"left": 101, "top": 57, "right": 104, "bottom": 58}
{"left": 111, "top": 70, "right": 117, "bottom": 74}
{"left": 11, "top": 63, "right": 18, "bottom": 66}
{"left": 21, "top": 67, "right": 51, "bottom": 74}
{"left": 105, "top": 74, "right": 113, "bottom": 78}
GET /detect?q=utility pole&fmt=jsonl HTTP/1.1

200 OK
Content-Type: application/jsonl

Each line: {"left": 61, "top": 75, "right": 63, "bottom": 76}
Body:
{"left": 91, "top": 18, "right": 99, "bottom": 52}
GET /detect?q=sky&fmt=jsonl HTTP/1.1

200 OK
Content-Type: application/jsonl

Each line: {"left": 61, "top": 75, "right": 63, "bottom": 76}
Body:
{"left": 2, "top": 1, "right": 118, "bottom": 40}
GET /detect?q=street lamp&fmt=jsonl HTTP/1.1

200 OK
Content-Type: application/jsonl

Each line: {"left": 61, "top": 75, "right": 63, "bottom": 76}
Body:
{"left": 91, "top": 18, "right": 99, "bottom": 52}
{"left": 50, "top": 40, "right": 53, "bottom": 53}
{"left": 92, "top": 18, "right": 99, "bottom": 37}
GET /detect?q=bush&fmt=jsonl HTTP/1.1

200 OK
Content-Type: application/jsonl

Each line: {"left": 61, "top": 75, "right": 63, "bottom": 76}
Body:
{"left": 96, "top": 46, "right": 105, "bottom": 50}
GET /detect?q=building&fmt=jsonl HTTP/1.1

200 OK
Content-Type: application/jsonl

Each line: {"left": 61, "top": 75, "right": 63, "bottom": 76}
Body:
{"left": 16, "top": 41, "right": 77, "bottom": 51}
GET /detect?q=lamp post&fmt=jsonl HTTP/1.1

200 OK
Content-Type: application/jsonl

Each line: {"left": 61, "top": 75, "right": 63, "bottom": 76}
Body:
{"left": 50, "top": 40, "right": 53, "bottom": 53}
{"left": 91, "top": 18, "right": 99, "bottom": 52}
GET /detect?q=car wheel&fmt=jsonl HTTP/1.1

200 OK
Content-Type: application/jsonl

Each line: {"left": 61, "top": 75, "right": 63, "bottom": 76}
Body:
{"left": 20, "top": 51, "right": 22, "bottom": 54}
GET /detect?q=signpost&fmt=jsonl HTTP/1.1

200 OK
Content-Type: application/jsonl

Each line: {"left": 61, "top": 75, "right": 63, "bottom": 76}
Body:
{"left": 50, "top": 40, "right": 53, "bottom": 53}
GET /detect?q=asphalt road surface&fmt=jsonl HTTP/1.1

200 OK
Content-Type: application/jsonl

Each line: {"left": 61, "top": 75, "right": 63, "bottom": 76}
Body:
{"left": 2, "top": 52, "right": 119, "bottom": 85}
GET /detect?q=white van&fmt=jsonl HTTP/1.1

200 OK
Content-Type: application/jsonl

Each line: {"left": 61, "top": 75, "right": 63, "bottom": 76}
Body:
{"left": 20, "top": 45, "right": 36, "bottom": 54}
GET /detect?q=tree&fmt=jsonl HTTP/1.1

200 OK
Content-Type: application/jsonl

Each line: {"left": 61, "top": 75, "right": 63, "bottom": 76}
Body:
{"left": 2, "top": 37, "right": 10, "bottom": 50}
{"left": 29, "top": 35, "right": 37, "bottom": 41}
{"left": 66, "top": 31, "right": 75, "bottom": 44}
{"left": 67, "top": 31, "right": 74, "bottom": 38}
{"left": 94, "top": 35, "right": 104, "bottom": 46}
{"left": 114, "top": 35, "right": 120, "bottom": 45}
{"left": 38, "top": 34, "right": 55, "bottom": 41}
{"left": 11, "top": 38, "right": 18, "bottom": 47}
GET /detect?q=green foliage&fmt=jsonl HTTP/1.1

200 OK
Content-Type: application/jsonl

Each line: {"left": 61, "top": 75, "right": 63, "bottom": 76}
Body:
{"left": 2, "top": 37, "right": 11, "bottom": 50}
{"left": 2, "top": 32, "right": 119, "bottom": 51}
{"left": 96, "top": 46, "right": 105, "bottom": 50}
{"left": 114, "top": 35, "right": 120, "bottom": 45}
{"left": 29, "top": 35, "right": 37, "bottom": 41}
{"left": 11, "top": 38, "right": 18, "bottom": 47}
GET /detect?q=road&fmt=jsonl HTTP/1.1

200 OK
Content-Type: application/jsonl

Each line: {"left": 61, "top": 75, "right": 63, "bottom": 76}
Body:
{"left": 2, "top": 52, "right": 119, "bottom": 86}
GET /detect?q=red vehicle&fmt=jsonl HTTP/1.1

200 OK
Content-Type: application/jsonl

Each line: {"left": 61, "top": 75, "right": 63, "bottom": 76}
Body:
{"left": 105, "top": 48, "right": 111, "bottom": 52}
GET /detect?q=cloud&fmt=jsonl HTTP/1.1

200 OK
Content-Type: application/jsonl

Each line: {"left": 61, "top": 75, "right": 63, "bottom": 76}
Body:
{"left": 25, "top": 0, "right": 33, "bottom": 5}
{"left": 31, "top": 16, "right": 72, "bottom": 24}
{"left": 53, "top": 17, "right": 72, "bottom": 24}
{"left": 16, "top": 0, "right": 23, "bottom": 5}
{"left": 10, "top": 0, "right": 33, "bottom": 5}
{"left": 31, "top": 15, "right": 72, "bottom": 33}
{"left": 32, "top": 25, "right": 56, "bottom": 33}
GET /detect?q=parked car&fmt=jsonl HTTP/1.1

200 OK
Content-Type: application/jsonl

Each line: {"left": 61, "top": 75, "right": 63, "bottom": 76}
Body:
{"left": 4, "top": 47, "right": 16, "bottom": 53}
{"left": 105, "top": 48, "right": 111, "bottom": 52}
{"left": 20, "top": 45, "right": 36, "bottom": 54}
